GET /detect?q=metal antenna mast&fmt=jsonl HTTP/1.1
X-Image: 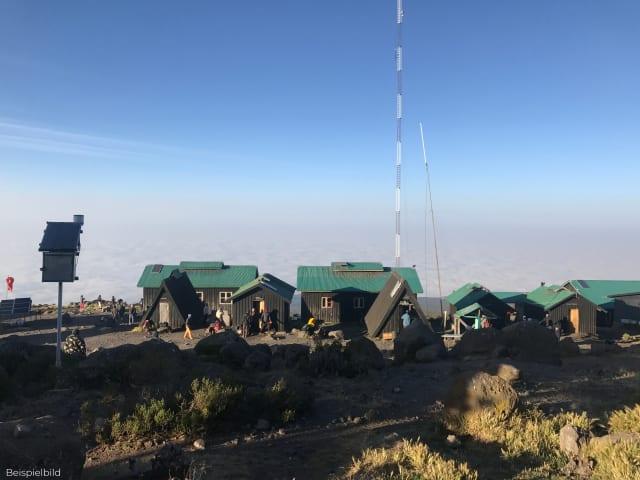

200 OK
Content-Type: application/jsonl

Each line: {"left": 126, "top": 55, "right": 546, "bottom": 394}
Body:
{"left": 419, "top": 122, "right": 444, "bottom": 319}
{"left": 395, "top": 0, "right": 403, "bottom": 267}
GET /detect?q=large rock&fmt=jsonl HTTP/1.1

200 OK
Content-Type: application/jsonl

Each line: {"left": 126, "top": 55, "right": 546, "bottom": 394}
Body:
{"left": 343, "top": 337, "right": 384, "bottom": 372}
{"left": 273, "top": 344, "right": 310, "bottom": 368}
{"left": 559, "top": 337, "right": 580, "bottom": 357}
{"left": 252, "top": 344, "right": 273, "bottom": 358}
{"left": 0, "top": 338, "right": 57, "bottom": 395}
{"left": 194, "top": 330, "right": 248, "bottom": 358}
{"left": 0, "top": 415, "right": 85, "bottom": 479}
{"left": 415, "top": 344, "right": 445, "bottom": 363}
{"left": 451, "top": 328, "right": 502, "bottom": 357}
{"left": 588, "top": 432, "right": 640, "bottom": 451}
{"left": 77, "top": 339, "right": 184, "bottom": 388}
{"left": 244, "top": 351, "right": 271, "bottom": 371}
{"left": 445, "top": 371, "right": 518, "bottom": 420}
{"left": 495, "top": 363, "right": 520, "bottom": 384}
{"left": 219, "top": 341, "right": 252, "bottom": 367}
{"left": 499, "top": 322, "right": 561, "bottom": 365}
{"left": 393, "top": 321, "right": 445, "bottom": 364}
{"left": 559, "top": 425, "right": 588, "bottom": 458}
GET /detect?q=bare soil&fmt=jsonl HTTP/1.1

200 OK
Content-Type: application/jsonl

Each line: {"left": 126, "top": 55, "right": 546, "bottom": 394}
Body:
{"left": 2, "top": 314, "right": 640, "bottom": 480}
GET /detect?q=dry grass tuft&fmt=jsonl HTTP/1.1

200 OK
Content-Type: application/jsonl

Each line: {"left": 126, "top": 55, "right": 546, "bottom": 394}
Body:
{"left": 347, "top": 439, "right": 478, "bottom": 480}
{"left": 591, "top": 440, "right": 640, "bottom": 480}
{"left": 608, "top": 404, "right": 640, "bottom": 434}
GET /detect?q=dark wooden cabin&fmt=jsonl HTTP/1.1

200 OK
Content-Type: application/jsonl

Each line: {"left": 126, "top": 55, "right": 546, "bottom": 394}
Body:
{"left": 230, "top": 273, "right": 296, "bottom": 331}
{"left": 612, "top": 292, "right": 640, "bottom": 325}
{"left": 364, "top": 272, "right": 429, "bottom": 337}
{"left": 297, "top": 262, "right": 423, "bottom": 325}
{"left": 446, "top": 283, "right": 512, "bottom": 329}
{"left": 563, "top": 280, "right": 640, "bottom": 329}
{"left": 137, "top": 261, "right": 258, "bottom": 325}
{"left": 142, "top": 270, "right": 204, "bottom": 330}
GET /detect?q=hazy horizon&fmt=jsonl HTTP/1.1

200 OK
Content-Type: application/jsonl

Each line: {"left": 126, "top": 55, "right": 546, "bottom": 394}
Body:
{"left": 1, "top": 1, "right": 639, "bottom": 304}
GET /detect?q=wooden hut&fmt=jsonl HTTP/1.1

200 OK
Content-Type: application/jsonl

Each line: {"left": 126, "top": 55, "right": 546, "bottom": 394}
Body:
{"left": 612, "top": 292, "right": 640, "bottom": 325}
{"left": 446, "top": 283, "right": 512, "bottom": 328}
{"left": 563, "top": 280, "right": 640, "bottom": 329}
{"left": 137, "top": 261, "right": 258, "bottom": 325}
{"left": 142, "top": 270, "right": 204, "bottom": 330}
{"left": 297, "top": 262, "right": 423, "bottom": 325}
{"left": 364, "top": 272, "right": 429, "bottom": 337}
{"left": 230, "top": 273, "right": 296, "bottom": 331}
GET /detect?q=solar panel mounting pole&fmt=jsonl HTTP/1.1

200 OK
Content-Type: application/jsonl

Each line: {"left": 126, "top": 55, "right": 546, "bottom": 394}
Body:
{"left": 56, "top": 281, "right": 63, "bottom": 368}
{"left": 395, "top": 0, "right": 403, "bottom": 267}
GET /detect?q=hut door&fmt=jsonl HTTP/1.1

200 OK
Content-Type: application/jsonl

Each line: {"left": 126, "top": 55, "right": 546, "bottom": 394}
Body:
{"left": 569, "top": 308, "right": 580, "bottom": 333}
{"left": 159, "top": 301, "right": 170, "bottom": 324}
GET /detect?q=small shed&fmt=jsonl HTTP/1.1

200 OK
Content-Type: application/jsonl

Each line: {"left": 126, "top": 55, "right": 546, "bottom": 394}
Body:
{"left": 230, "top": 273, "right": 296, "bottom": 331}
{"left": 611, "top": 292, "right": 640, "bottom": 325}
{"left": 365, "top": 272, "right": 429, "bottom": 337}
{"left": 564, "top": 280, "right": 640, "bottom": 329}
{"left": 446, "top": 283, "right": 512, "bottom": 328}
{"left": 142, "top": 270, "right": 204, "bottom": 330}
{"left": 452, "top": 302, "right": 498, "bottom": 335}
{"left": 525, "top": 284, "right": 598, "bottom": 335}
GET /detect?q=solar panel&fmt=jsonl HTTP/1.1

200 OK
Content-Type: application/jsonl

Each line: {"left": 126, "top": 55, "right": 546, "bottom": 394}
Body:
{"left": 577, "top": 280, "right": 589, "bottom": 288}
{"left": 0, "top": 298, "right": 32, "bottom": 317}
{"left": 152, "top": 264, "right": 164, "bottom": 273}
{"left": 39, "top": 222, "right": 82, "bottom": 252}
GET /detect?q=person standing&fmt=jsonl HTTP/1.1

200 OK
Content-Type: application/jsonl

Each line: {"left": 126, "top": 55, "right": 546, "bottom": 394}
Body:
{"left": 184, "top": 314, "right": 193, "bottom": 340}
{"left": 203, "top": 302, "right": 210, "bottom": 324}
{"left": 401, "top": 308, "right": 411, "bottom": 329}
{"left": 129, "top": 304, "right": 137, "bottom": 325}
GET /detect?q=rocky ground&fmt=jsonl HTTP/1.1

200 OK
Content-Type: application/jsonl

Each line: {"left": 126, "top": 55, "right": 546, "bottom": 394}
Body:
{"left": 1, "top": 314, "right": 639, "bottom": 479}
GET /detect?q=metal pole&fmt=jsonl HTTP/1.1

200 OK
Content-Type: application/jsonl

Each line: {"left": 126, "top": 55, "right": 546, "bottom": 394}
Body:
{"left": 395, "top": 0, "right": 403, "bottom": 267}
{"left": 56, "top": 281, "right": 63, "bottom": 368}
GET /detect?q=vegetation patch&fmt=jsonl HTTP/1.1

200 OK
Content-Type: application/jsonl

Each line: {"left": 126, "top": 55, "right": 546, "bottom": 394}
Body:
{"left": 347, "top": 439, "right": 478, "bottom": 480}
{"left": 608, "top": 404, "right": 640, "bottom": 434}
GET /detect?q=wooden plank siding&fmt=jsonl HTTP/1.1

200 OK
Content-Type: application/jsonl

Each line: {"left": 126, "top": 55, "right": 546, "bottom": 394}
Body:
{"left": 231, "top": 287, "right": 291, "bottom": 331}
{"left": 143, "top": 287, "right": 237, "bottom": 324}
{"left": 546, "top": 295, "right": 598, "bottom": 336}
{"left": 614, "top": 295, "right": 640, "bottom": 323}
{"left": 301, "top": 292, "right": 377, "bottom": 325}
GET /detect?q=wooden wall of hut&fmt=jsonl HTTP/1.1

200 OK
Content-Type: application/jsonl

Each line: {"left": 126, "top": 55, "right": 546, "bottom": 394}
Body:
{"left": 231, "top": 287, "right": 291, "bottom": 331}
{"left": 301, "top": 292, "right": 377, "bottom": 324}
{"left": 143, "top": 287, "right": 238, "bottom": 324}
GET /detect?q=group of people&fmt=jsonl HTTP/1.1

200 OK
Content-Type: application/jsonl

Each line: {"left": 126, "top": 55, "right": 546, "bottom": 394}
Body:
{"left": 240, "top": 307, "right": 277, "bottom": 338}
{"left": 203, "top": 302, "right": 227, "bottom": 335}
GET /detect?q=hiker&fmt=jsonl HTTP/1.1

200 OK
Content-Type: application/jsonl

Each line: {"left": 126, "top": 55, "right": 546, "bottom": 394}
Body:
{"left": 62, "top": 328, "right": 86, "bottom": 359}
{"left": 249, "top": 308, "right": 261, "bottom": 335}
{"left": 401, "top": 308, "right": 411, "bottom": 329}
{"left": 216, "top": 306, "right": 224, "bottom": 323}
{"left": 118, "top": 301, "right": 126, "bottom": 323}
{"left": 79, "top": 295, "right": 85, "bottom": 313}
{"left": 97, "top": 294, "right": 103, "bottom": 310}
{"left": 302, "top": 316, "right": 317, "bottom": 335}
{"left": 260, "top": 309, "right": 270, "bottom": 333}
{"left": 552, "top": 316, "right": 562, "bottom": 339}
{"left": 203, "top": 302, "right": 210, "bottom": 324}
{"left": 268, "top": 310, "right": 278, "bottom": 332}
{"left": 184, "top": 313, "right": 193, "bottom": 340}
{"left": 142, "top": 317, "right": 154, "bottom": 333}
{"left": 481, "top": 316, "right": 492, "bottom": 329}
{"left": 241, "top": 312, "right": 251, "bottom": 338}
{"left": 129, "top": 304, "right": 137, "bottom": 325}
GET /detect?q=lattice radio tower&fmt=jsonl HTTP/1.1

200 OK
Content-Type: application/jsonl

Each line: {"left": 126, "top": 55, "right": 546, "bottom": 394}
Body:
{"left": 394, "top": 0, "right": 403, "bottom": 267}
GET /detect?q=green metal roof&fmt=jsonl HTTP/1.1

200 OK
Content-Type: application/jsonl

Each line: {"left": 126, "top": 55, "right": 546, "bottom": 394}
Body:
{"left": 567, "top": 280, "right": 640, "bottom": 309}
{"left": 331, "top": 262, "right": 384, "bottom": 272}
{"left": 493, "top": 291, "right": 528, "bottom": 304}
{"left": 179, "top": 261, "right": 224, "bottom": 270}
{"left": 454, "top": 302, "right": 498, "bottom": 319}
{"left": 296, "top": 264, "right": 423, "bottom": 294}
{"left": 526, "top": 285, "right": 574, "bottom": 310}
{"left": 446, "top": 283, "right": 486, "bottom": 308}
{"left": 230, "top": 273, "right": 296, "bottom": 302}
{"left": 137, "top": 262, "right": 258, "bottom": 289}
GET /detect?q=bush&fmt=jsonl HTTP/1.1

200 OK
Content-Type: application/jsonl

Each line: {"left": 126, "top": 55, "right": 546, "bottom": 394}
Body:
{"left": 181, "top": 378, "right": 243, "bottom": 433}
{"left": 608, "top": 404, "right": 640, "bottom": 434}
{"left": 264, "top": 377, "right": 313, "bottom": 424}
{"left": 590, "top": 440, "right": 640, "bottom": 480}
{"left": 347, "top": 439, "right": 478, "bottom": 480}
{"left": 110, "top": 398, "right": 176, "bottom": 441}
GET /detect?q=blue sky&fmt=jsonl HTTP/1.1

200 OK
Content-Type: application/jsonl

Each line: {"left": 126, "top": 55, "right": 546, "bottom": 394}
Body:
{"left": 1, "top": 1, "right": 639, "bottom": 302}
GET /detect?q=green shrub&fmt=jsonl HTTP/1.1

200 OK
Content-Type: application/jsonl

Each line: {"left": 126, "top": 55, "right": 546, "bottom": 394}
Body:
{"left": 180, "top": 378, "right": 243, "bottom": 433}
{"left": 264, "top": 377, "right": 313, "bottom": 424}
{"left": 110, "top": 398, "right": 175, "bottom": 441}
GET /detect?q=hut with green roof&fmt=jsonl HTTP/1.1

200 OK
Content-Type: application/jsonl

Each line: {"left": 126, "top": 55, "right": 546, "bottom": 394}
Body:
{"left": 137, "top": 261, "right": 258, "bottom": 325}
{"left": 296, "top": 262, "right": 423, "bottom": 325}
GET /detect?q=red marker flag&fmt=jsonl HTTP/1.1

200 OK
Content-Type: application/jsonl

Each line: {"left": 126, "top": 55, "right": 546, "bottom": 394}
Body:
{"left": 6, "top": 276, "right": 14, "bottom": 293}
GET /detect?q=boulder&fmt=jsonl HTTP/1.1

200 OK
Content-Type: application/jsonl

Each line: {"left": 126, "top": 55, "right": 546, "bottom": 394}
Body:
{"left": 445, "top": 371, "right": 518, "bottom": 420}
{"left": 282, "top": 344, "right": 310, "bottom": 368}
{"left": 252, "top": 344, "right": 273, "bottom": 358}
{"left": 393, "top": 321, "right": 445, "bottom": 363}
{"left": 343, "top": 337, "right": 384, "bottom": 371}
{"left": 0, "top": 415, "right": 85, "bottom": 480}
{"left": 559, "top": 337, "right": 580, "bottom": 357}
{"left": 194, "top": 330, "right": 248, "bottom": 358}
{"left": 588, "top": 432, "right": 640, "bottom": 452}
{"left": 499, "top": 322, "right": 561, "bottom": 365}
{"left": 328, "top": 330, "right": 344, "bottom": 341}
{"left": 559, "top": 424, "right": 588, "bottom": 458}
{"left": 244, "top": 351, "right": 271, "bottom": 371}
{"left": 193, "top": 438, "right": 206, "bottom": 450}
{"left": 0, "top": 365, "right": 10, "bottom": 401}
{"left": 220, "top": 341, "right": 252, "bottom": 367}
{"left": 415, "top": 344, "right": 445, "bottom": 363}
{"left": 452, "top": 328, "right": 502, "bottom": 357}
{"left": 495, "top": 364, "right": 520, "bottom": 384}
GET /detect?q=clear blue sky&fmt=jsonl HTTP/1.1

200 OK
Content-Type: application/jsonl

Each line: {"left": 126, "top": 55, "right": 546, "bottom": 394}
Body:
{"left": 1, "top": 1, "right": 639, "bottom": 302}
